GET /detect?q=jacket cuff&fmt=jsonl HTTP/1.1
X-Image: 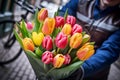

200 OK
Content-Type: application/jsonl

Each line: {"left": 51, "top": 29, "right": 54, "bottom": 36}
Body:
{"left": 80, "top": 66, "right": 84, "bottom": 80}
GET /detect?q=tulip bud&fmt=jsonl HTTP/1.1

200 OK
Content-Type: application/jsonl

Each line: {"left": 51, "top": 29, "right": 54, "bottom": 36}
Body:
{"left": 26, "top": 22, "right": 34, "bottom": 31}
{"left": 35, "top": 47, "right": 42, "bottom": 57}
{"left": 70, "top": 33, "right": 82, "bottom": 48}
{"left": 38, "top": 8, "right": 48, "bottom": 22}
{"left": 32, "top": 32, "right": 44, "bottom": 46}
{"left": 53, "top": 54, "right": 65, "bottom": 68}
{"left": 64, "top": 54, "right": 71, "bottom": 65}
{"left": 55, "top": 16, "right": 64, "bottom": 27}
{"left": 61, "top": 23, "right": 72, "bottom": 35}
{"left": 72, "top": 24, "right": 82, "bottom": 35}
{"left": 42, "top": 18, "right": 55, "bottom": 35}
{"left": 55, "top": 32, "right": 68, "bottom": 49}
{"left": 66, "top": 15, "right": 76, "bottom": 27}
{"left": 42, "top": 35, "right": 53, "bottom": 50}
{"left": 82, "top": 34, "right": 90, "bottom": 45}
{"left": 77, "top": 43, "right": 95, "bottom": 61}
{"left": 22, "top": 38, "right": 35, "bottom": 51}
{"left": 42, "top": 51, "right": 53, "bottom": 64}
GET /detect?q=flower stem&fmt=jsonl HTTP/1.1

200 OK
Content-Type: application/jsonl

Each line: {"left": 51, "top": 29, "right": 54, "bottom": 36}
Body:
{"left": 44, "top": 63, "right": 47, "bottom": 72}
{"left": 68, "top": 48, "right": 72, "bottom": 54}
{"left": 57, "top": 48, "right": 60, "bottom": 53}
{"left": 46, "top": 67, "right": 55, "bottom": 76}
{"left": 72, "top": 57, "right": 78, "bottom": 63}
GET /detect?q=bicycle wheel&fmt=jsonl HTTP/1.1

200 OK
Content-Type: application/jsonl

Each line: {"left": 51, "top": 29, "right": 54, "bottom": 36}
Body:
{"left": 0, "top": 20, "right": 22, "bottom": 65}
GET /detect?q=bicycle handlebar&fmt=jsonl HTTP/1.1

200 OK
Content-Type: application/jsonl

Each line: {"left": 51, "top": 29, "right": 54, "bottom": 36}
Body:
{"left": 14, "top": 0, "right": 43, "bottom": 14}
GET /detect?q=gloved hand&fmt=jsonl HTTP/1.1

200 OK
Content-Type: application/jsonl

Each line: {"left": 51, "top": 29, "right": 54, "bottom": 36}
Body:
{"left": 60, "top": 67, "right": 83, "bottom": 80}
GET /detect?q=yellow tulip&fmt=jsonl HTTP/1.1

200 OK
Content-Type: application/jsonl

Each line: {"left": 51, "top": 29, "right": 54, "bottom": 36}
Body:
{"left": 61, "top": 23, "right": 72, "bottom": 35}
{"left": 70, "top": 33, "right": 82, "bottom": 48}
{"left": 32, "top": 32, "right": 44, "bottom": 46}
{"left": 42, "top": 18, "right": 55, "bottom": 35}
{"left": 22, "top": 38, "right": 35, "bottom": 51}
{"left": 53, "top": 54, "right": 65, "bottom": 68}
{"left": 77, "top": 43, "right": 95, "bottom": 61}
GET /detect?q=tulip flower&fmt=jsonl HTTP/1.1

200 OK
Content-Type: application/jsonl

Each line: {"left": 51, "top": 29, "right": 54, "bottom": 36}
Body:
{"left": 26, "top": 22, "right": 34, "bottom": 31}
{"left": 61, "top": 23, "right": 72, "bottom": 35}
{"left": 22, "top": 38, "right": 35, "bottom": 51}
{"left": 77, "top": 43, "right": 95, "bottom": 61}
{"left": 64, "top": 54, "right": 71, "bottom": 65}
{"left": 38, "top": 8, "right": 48, "bottom": 22}
{"left": 55, "top": 16, "right": 64, "bottom": 27}
{"left": 53, "top": 54, "right": 65, "bottom": 68}
{"left": 70, "top": 33, "right": 82, "bottom": 49}
{"left": 55, "top": 32, "right": 68, "bottom": 49}
{"left": 42, "top": 51, "right": 53, "bottom": 64}
{"left": 71, "top": 24, "right": 83, "bottom": 35}
{"left": 66, "top": 15, "right": 76, "bottom": 27}
{"left": 42, "top": 35, "right": 53, "bottom": 50}
{"left": 42, "top": 18, "right": 55, "bottom": 35}
{"left": 32, "top": 32, "right": 44, "bottom": 46}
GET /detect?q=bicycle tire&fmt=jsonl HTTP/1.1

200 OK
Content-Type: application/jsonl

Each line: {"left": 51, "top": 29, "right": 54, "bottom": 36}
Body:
{"left": 0, "top": 20, "right": 22, "bottom": 65}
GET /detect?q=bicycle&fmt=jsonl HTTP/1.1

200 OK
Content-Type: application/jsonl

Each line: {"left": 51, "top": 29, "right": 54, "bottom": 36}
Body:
{"left": 0, "top": 0, "right": 42, "bottom": 65}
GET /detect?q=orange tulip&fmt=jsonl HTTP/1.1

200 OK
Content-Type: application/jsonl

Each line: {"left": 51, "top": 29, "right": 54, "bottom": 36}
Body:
{"left": 61, "top": 23, "right": 72, "bottom": 35}
{"left": 42, "top": 18, "right": 55, "bottom": 35}
{"left": 77, "top": 43, "right": 95, "bottom": 61}
{"left": 53, "top": 54, "right": 65, "bottom": 68}
{"left": 70, "top": 33, "right": 82, "bottom": 48}
{"left": 22, "top": 38, "right": 35, "bottom": 51}
{"left": 38, "top": 8, "right": 48, "bottom": 22}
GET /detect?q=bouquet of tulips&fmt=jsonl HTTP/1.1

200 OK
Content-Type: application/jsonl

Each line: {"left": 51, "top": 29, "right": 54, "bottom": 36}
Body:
{"left": 14, "top": 8, "right": 95, "bottom": 80}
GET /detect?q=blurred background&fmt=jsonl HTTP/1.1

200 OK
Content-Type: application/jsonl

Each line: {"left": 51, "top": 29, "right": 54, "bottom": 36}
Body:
{"left": 0, "top": 0, "right": 120, "bottom": 80}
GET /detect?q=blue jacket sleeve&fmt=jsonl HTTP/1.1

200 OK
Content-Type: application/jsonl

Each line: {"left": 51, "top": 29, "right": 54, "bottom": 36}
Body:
{"left": 82, "top": 29, "right": 120, "bottom": 77}
{"left": 59, "top": 0, "right": 79, "bottom": 16}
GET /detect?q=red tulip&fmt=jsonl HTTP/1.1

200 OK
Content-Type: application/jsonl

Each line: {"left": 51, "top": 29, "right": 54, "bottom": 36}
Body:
{"left": 72, "top": 24, "right": 83, "bottom": 35}
{"left": 55, "top": 32, "right": 68, "bottom": 49}
{"left": 42, "top": 51, "right": 53, "bottom": 64}
{"left": 38, "top": 8, "right": 48, "bottom": 22}
{"left": 42, "top": 35, "right": 53, "bottom": 50}
{"left": 66, "top": 15, "right": 76, "bottom": 27}
{"left": 55, "top": 16, "right": 64, "bottom": 27}
{"left": 64, "top": 54, "right": 71, "bottom": 65}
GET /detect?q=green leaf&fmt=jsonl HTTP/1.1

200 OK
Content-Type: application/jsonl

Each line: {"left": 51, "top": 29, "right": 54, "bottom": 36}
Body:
{"left": 33, "top": 9, "right": 40, "bottom": 32}
{"left": 13, "top": 29, "right": 23, "bottom": 48}
{"left": 46, "top": 61, "right": 84, "bottom": 80}
{"left": 21, "top": 20, "right": 30, "bottom": 38}
{"left": 54, "top": 8, "right": 59, "bottom": 17}
{"left": 25, "top": 50, "right": 48, "bottom": 80}
{"left": 89, "top": 42, "right": 95, "bottom": 45}
{"left": 64, "top": 8, "right": 68, "bottom": 20}
{"left": 16, "top": 22, "right": 26, "bottom": 38}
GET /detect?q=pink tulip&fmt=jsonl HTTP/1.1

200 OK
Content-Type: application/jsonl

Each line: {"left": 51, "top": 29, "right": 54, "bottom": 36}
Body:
{"left": 55, "top": 32, "right": 68, "bottom": 49}
{"left": 64, "top": 54, "right": 71, "bottom": 65}
{"left": 71, "top": 24, "right": 83, "bottom": 35}
{"left": 55, "top": 16, "right": 64, "bottom": 27}
{"left": 26, "top": 22, "right": 34, "bottom": 31}
{"left": 42, "top": 35, "right": 53, "bottom": 50}
{"left": 42, "top": 51, "right": 53, "bottom": 64}
{"left": 66, "top": 15, "right": 76, "bottom": 27}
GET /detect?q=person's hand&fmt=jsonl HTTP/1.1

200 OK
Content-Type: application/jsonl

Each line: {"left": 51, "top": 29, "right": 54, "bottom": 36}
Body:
{"left": 60, "top": 68, "right": 83, "bottom": 80}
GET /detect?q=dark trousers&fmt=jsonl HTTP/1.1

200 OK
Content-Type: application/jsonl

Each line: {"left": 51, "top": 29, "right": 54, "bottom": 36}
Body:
{"left": 83, "top": 66, "right": 110, "bottom": 80}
